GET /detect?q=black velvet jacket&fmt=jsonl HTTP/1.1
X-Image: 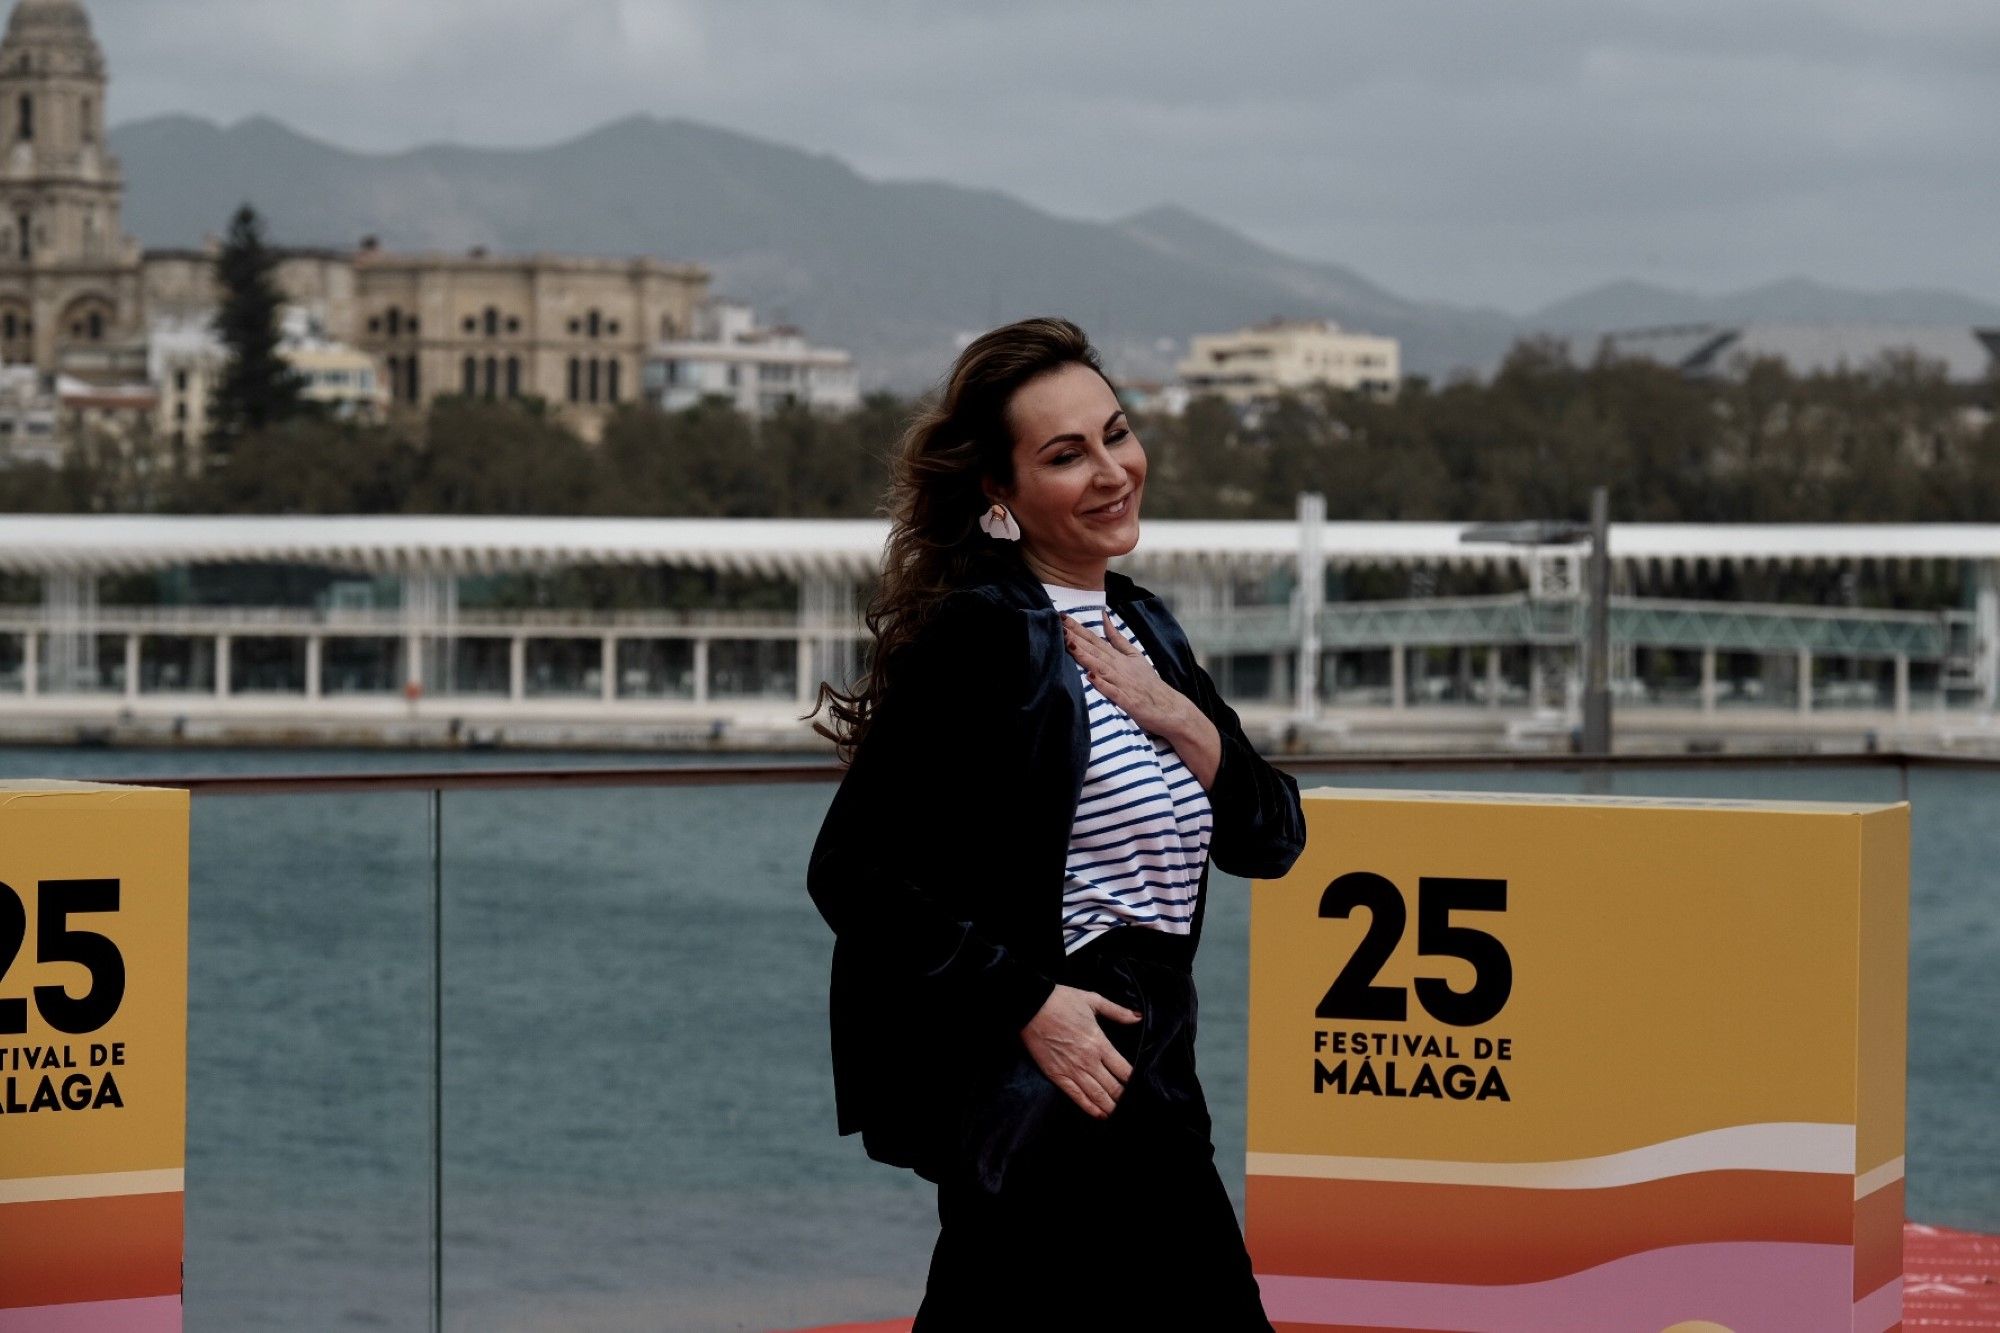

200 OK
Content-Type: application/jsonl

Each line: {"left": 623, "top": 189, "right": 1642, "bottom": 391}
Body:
{"left": 805, "top": 553, "right": 1308, "bottom": 1176}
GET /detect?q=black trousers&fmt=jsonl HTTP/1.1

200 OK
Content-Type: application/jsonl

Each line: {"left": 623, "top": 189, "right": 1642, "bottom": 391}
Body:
{"left": 912, "top": 925, "right": 1275, "bottom": 1332}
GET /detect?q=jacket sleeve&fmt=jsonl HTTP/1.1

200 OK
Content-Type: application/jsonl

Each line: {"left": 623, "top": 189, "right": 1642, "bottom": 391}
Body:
{"left": 1187, "top": 656, "right": 1307, "bottom": 880}
{"left": 806, "top": 591, "right": 1059, "bottom": 1039}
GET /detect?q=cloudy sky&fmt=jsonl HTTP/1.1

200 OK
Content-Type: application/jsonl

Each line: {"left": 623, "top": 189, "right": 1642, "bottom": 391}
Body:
{"left": 84, "top": 0, "right": 2000, "bottom": 313}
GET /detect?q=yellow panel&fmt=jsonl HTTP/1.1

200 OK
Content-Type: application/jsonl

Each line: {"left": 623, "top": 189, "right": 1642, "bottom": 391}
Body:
{"left": 1250, "top": 790, "right": 1902, "bottom": 1164}
{"left": 1855, "top": 804, "right": 1909, "bottom": 1178}
{"left": 0, "top": 784, "right": 189, "bottom": 1180}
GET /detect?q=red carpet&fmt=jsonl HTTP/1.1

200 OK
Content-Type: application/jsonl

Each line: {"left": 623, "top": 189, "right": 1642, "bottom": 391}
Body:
{"left": 776, "top": 1222, "right": 2000, "bottom": 1332}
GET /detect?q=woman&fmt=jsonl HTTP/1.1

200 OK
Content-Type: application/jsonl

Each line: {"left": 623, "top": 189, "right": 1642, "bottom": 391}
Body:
{"left": 805, "top": 317, "right": 1306, "bottom": 1329}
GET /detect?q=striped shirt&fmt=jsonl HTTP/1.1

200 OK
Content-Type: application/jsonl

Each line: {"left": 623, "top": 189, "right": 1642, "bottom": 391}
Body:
{"left": 1043, "top": 582, "right": 1214, "bottom": 955}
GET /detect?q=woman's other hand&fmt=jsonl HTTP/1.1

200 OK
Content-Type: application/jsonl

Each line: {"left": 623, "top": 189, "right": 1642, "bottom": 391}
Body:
{"left": 1019, "top": 984, "right": 1141, "bottom": 1119}
{"left": 1062, "top": 613, "right": 1223, "bottom": 787}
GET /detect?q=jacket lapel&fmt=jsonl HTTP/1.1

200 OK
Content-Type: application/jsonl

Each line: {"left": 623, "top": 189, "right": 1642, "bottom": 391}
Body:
{"left": 1106, "top": 572, "right": 1198, "bottom": 699}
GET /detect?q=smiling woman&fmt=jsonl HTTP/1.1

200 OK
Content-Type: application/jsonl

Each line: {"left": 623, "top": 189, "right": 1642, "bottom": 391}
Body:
{"left": 980, "top": 362, "right": 1147, "bottom": 589}
{"left": 803, "top": 317, "right": 1305, "bottom": 1329}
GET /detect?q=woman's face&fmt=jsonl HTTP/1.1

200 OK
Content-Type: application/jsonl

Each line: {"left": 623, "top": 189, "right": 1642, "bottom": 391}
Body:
{"left": 986, "top": 361, "right": 1145, "bottom": 576}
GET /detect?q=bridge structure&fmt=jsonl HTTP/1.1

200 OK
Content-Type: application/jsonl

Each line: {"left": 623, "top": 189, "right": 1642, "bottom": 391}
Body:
{"left": 1, "top": 510, "right": 1996, "bottom": 748}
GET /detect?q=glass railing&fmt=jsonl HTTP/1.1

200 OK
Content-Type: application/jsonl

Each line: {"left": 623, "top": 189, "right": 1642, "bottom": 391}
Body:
{"left": 7, "top": 749, "right": 1993, "bottom": 1332}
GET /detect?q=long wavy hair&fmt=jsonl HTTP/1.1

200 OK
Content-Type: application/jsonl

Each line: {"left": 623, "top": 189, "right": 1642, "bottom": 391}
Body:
{"left": 805, "top": 316, "right": 1111, "bottom": 763}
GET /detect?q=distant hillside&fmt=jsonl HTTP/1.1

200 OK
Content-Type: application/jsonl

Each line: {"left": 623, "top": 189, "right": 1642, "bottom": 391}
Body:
{"left": 107, "top": 113, "right": 1521, "bottom": 388}
{"left": 1530, "top": 277, "right": 2000, "bottom": 334}
{"left": 107, "top": 113, "right": 2000, "bottom": 390}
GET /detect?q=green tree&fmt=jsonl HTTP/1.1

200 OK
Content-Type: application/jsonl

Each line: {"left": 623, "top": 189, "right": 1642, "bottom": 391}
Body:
{"left": 177, "top": 416, "right": 415, "bottom": 514}
{"left": 207, "top": 203, "right": 307, "bottom": 456}
{"left": 405, "top": 396, "right": 596, "bottom": 514}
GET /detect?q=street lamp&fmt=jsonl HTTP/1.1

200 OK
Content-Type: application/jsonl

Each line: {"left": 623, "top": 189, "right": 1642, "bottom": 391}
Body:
{"left": 1461, "top": 485, "right": 1612, "bottom": 755}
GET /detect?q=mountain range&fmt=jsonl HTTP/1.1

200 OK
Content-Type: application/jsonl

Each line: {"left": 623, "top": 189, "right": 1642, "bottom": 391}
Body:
{"left": 105, "top": 113, "right": 2000, "bottom": 390}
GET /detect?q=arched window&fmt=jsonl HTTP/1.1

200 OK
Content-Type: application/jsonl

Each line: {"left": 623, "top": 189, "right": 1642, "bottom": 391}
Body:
{"left": 483, "top": 356, "right": 498, "bottom": 399}
{"left": 606, "top": 359, "right": 620, "bottom": 404}
{"left": 587, "top": 358, "right": 601, "bottom": 403}
{"left": 85, "top": 311, "right": 103, "bottom": 340}
{"left": 407, "top": 354, "right": 421, "bottom": 403}
{"left": 386, "top": 307, "right": 402, "bottom": 337}
{"left": 567, "top": 357, "right": 581, "bottom": 403}
{"left": 587, "top": 310, "right": 602, "bottom": 339}
{"left": 505, "top": 357, "right": 521, "bottom": 398}
{"left": 484, "top": 307, "right": 500, "bottom": 337}
{"left": 17, "top": 94, "right": 30, "bottom": 142}
{"left": 462, "top": 356, "right": 477, "bottom": 396}
{"left": 462, "top": 316, "right": 476, "bottom": 334}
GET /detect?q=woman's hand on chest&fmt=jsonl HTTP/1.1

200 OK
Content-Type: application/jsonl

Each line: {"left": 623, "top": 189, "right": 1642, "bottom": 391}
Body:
{"left": 1061, "top": 612, "right": 1223, "bottom": 787}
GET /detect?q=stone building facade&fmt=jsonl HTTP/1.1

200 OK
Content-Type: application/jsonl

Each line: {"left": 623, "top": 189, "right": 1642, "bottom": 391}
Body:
{"left": 0, "top": 0, "right": 145, "bottom": 381}
{"left": 0, "top": 0, "right": 711, "bottom": 447}
{"left": 350, "top": 246, "right": 705, "bottom": 434}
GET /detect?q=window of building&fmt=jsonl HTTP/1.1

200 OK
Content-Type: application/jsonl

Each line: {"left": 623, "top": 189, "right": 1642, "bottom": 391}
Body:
{"left": 386, "top": 308, "right": 402, "bottom": 337}
{"left": 607, "top": 320, "right": 620, "bottom": 336}
{"left": 16, "top": 212, "right": 29, "bottom": 263}
{"left": 587, "top": 357, "right": 600, "bottom": 403}
{"left": 483, "top": 355, "right": 498, "bottom": 399}
{"left": 567, "top": 357, "right": 581, "bottom": 403}
{"left": 661, "top": 316, "right": 675, "bottom": 339}
{"left": 408, "top": 315, "right": 420, "bottom": 335}
{"left": 463, "top": 316, "right": 476, "bottom": 334}
{"left": 174, "top": 368, "right": 188, "bottom": 392}
{"left": 568, "top": 318, "right": 581, "bottom": 335}
{"left": 587, "top": 310, "right": 602, "bottom": 339}
{"left": 462, "top": 356, "right": 477, "bottom": 396}
{"left": 484, "top": 307, "right": 499, "bottom": 338}
{"left": 86, "top": 311, "right": 104, "bottom": 341}
{"left": 727, "top": 365, "right": 740, "bottom": 387}
{"left": 407, "top": 354, "right": 421, "bottom": 403}
{"left": 368, "top": 316, "right": 381, "bottom": 334}
{"left": 505, "top": 357, "right": 520, "bottom": 398}
{"left": 506, "top": 316, "right": 520, "bottom": 334}
{"left": 17, "top": 94, "right": 30, "bottom": 141}
{"left": 1, "top": 312, "right": 15, "bottom": 339}
{"left": 80, "top": 97, "right": 92, "bottom": 143}
{"left": 606, "top": 359, "right": 620, "bottom": 403}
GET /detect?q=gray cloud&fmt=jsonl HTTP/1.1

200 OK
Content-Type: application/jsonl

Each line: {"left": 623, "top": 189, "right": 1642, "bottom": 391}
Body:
{"left": 84, "top": 0, "right": 2000, "bottom": 311}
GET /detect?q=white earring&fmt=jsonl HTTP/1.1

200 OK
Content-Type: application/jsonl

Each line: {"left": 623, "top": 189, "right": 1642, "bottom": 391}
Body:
{"left": 979, "top": 503, "right": 1021, "bottom": 541}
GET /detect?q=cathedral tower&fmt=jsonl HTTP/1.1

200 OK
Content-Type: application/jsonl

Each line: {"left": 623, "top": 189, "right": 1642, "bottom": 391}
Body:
{"left": 0, "top": 0, "right": 142, "bottom": 376}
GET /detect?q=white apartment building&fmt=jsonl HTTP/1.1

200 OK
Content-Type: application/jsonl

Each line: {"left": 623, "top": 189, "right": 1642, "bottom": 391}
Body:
{"left": 644, "top": 302, "right": 859, "bottom": 417}
{"left": 0, "top": 364, "right": 61, "bottom": 465}
{"left": 150, "top": 307, "right": 386, "bottom": 455}
{"left": 0, "top": 364, "right": 157, "bottom": 466}
{"left": 1177, "top": 317, "right": 1400, "bottom": 404}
